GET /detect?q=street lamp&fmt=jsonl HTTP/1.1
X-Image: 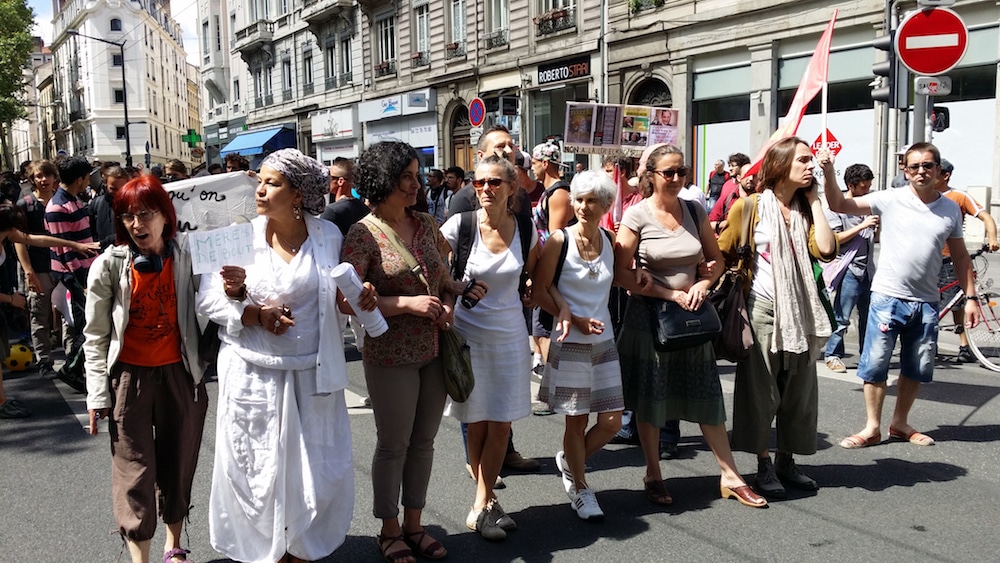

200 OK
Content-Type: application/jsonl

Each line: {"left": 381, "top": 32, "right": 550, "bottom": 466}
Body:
{"left": 66, "top": 29, "right": 132, "bottom": 167}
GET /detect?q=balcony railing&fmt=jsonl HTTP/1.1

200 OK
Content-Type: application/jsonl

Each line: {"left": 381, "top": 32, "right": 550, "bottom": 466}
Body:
{"left": 410, "top": 51, "right": 430, "bottom": 68}
{"left": 339, "top": 72, "right": 352, "bottom": 87}
{"left": 303, "top": 82, "right": 314, "bottom": 95}
{"left": 282, "top": 89, "right": 292, "bottom": 102}
{"left": 264, "top": 94, "right": 274, "bottom": 105}
{"left": 255, "top": 97, "right": 264, "bottom": 109}
{"left": 375, "top": 60, "right": 396, "bottom": 78}
{"left": 485, "top": 29, "right": 509, "bottom": 49}
{"left": 534, "top": 6, "right": 576, "bottom": 36}
{"left": 445, "top": 41, "right": 466, "bottom": 60}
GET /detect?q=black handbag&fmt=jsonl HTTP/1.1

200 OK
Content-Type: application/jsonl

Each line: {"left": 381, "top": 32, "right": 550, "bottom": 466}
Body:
{"left": 649, "top": 297, "right": 722, "bottom": 352}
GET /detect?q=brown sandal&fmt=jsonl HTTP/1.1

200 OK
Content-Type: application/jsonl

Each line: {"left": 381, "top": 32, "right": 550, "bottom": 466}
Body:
{"left": 376, "top": 533, "right": 415, "bottom": 563}
{"left": 404, "top": 529, "right": 447, "bottom": 559}
{"left": 644, "top": 479, "right": 673, "bottom": 506}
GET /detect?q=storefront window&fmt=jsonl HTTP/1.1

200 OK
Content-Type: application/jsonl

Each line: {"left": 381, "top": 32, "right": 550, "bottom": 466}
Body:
{"left": 529, "top": 82, "right": 588, "bottom": 149}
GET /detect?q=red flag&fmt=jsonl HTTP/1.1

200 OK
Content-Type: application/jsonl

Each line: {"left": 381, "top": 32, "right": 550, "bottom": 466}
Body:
{"left": 746, "top": 10, "right": 838, "bottom": 176}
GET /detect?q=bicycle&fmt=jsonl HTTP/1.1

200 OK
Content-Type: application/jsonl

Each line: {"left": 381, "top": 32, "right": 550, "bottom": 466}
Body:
{"left": 938, "top": 245, "right": 1000, "bottom": 372}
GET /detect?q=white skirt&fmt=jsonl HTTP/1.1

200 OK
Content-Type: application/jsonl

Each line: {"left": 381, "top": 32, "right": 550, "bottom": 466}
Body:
{"left": 210, "top": 345, "right": 354, "bottom": 563}
{"left": 445, "top": 337, "right": 531, "bottom": 423}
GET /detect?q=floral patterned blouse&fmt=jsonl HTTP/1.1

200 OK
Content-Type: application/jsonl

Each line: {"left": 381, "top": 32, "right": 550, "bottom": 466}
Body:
{"left": 342, "top": 211, "right": 451, "bottom": 367}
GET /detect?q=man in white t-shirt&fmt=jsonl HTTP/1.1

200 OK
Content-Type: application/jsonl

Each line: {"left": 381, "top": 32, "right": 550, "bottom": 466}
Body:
{"left": 821, "top": 142, "right": 978, "bottom": 450}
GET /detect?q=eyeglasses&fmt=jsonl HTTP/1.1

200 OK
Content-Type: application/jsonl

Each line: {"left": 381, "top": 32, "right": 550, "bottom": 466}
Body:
{"left": 120, "top": 209, "right": 159, "bottom": 224}
{"left": 653, "top": 167, "right": 689, "bottom": 179}
{"left": 471, "top": 177, "right": 505, "bottom": 189}
{"left": 905, "top": 162, "right": 938, "bottom": 173}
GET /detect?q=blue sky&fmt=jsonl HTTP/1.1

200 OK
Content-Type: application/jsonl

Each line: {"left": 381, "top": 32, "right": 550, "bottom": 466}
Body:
{"left": 29, "top": 0, "right": 201, "bottom": 66}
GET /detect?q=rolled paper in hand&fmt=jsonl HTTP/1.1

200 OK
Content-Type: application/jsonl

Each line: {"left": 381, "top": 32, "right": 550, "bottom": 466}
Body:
{"left": 331, "top": 263, "right": 388, "bottom": 337}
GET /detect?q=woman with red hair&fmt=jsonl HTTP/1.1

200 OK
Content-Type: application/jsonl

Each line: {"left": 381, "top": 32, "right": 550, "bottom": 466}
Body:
{"left": 83, "top": 173, "right": 208, "bottom": 563}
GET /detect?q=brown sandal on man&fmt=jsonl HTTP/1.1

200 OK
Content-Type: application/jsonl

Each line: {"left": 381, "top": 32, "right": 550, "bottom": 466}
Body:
{"left": 643, "top": 479, "right": 673, "bottom": 506}
{"left": 376, "top": 533, "right": 415, "bottom": 563}
{"left": 403, "top": 529, "right": 447, "bottom": 560}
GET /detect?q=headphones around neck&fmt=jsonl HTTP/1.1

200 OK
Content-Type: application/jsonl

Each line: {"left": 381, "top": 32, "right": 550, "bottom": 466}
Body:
{"left": 131, "top": 245, "right": 169, "bottom": 273}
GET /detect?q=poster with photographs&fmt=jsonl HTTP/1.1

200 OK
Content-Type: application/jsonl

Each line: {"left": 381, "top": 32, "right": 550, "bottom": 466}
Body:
{"left": 649, "top": 109, "right": 679, "bottom": 145}
{"left": 563, "top": 102, "right": 675, "bottom": 156}
{"left": 620, "top": 106, "right": 651, "bottom": 148}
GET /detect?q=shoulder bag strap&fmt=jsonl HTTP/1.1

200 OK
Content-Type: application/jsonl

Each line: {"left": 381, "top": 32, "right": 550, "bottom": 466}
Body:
{"left": 737, "top": 194, "right": 756, "bottom": 274}
{"left": 361, "top": 214, "right": 431, "bottom": 293}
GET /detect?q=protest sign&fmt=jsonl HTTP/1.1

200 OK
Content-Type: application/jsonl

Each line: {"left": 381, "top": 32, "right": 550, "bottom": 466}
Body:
{"left": 187, "top": 223, "right": 255, "bottom": 275}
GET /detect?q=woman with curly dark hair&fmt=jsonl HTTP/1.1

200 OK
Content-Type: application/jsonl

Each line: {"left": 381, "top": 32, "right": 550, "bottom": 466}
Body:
{"left": 342, "top": 141, "right": 470, "bottom": 563}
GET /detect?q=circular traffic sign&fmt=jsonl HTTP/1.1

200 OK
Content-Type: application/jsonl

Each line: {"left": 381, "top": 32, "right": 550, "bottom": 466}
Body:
{"left": 468, "top": 97, "right": 486, "bottom": 128}
{"left": 895, "top": 7, "right": 968, "bottom": 76}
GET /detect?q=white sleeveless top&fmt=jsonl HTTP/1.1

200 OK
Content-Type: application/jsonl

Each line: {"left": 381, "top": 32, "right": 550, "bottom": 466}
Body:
{"left": 553, "top": 228, "right": 614, "bottom": 344}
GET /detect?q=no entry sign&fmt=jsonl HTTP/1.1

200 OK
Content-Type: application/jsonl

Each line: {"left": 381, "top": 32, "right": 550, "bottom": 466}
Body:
{"left": 895, "top": 8, "right": 968, "bottom": 76}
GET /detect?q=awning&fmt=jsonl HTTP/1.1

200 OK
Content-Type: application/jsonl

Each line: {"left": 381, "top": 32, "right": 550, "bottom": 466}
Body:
{"left": 219, "top": 126, "right": 296, "bottom": 157}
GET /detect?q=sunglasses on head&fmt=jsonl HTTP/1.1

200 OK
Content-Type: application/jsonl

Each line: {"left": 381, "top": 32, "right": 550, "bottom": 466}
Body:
{"left": 471, "top": 177, "right": 505, "bottom": 189}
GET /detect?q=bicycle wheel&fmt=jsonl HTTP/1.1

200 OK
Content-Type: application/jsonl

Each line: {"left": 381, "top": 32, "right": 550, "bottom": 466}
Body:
{"left": 966, "top": 291, "right": 1000, "bottom": 372}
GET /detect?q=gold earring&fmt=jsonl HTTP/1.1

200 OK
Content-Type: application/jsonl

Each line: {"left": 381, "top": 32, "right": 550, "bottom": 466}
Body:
{"left": 293, "top": 206, "right": 302, "bottom": 220}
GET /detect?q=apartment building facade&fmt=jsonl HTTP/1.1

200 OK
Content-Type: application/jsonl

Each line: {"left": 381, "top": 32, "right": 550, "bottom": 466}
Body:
{"left": 607, "top": 0, "right": 999, "bottom": 189}
{"left": 200, "top": 0, "right": 608, "bottom": 170}
{"left": 49, "top": 0, "right": 197, "bottom": 169}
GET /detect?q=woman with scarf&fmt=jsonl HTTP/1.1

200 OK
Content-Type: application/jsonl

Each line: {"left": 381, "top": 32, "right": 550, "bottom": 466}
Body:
{"left": 198, "top": 149, "right": 373, "bottom": 563}
{"left": 718, "top": 137, "right": 837, "bottom": 499}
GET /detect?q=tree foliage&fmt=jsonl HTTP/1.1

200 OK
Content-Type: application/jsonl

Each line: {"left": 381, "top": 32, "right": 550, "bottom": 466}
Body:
{"left": 0, "top": 0, "right": 33, "bottom": 125}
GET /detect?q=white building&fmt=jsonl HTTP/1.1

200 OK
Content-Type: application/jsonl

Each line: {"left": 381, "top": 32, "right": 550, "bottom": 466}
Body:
{"left": 50, "top": 0, "right": 195, "bottom": 169}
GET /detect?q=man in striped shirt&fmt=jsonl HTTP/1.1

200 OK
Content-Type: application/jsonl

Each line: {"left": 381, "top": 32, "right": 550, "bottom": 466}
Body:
{"left": 45, "top": 157, "right": 97, "bottom": 381}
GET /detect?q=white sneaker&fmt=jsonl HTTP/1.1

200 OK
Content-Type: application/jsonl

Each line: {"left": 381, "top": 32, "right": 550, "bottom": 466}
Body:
{"left": 571, "top": 488, "right": 604, "bottom": 521}
{"left": 824, "top": 356, "right": 847, "bottom": 373}
{"left": 554, "top": 450, "right": 575, "bottom": 497}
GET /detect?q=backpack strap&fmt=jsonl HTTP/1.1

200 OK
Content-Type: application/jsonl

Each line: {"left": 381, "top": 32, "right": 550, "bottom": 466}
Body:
{"left": 452, "top": 211, "right": 477, "bottom": 280}
{"left": 550, "top": 228, "right": 570, "bottom": 288}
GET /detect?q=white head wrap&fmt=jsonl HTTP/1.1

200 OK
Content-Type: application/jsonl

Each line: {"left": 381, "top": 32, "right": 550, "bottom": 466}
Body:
{"left": 261, "top": 148, "right": 329, "bottom": 215}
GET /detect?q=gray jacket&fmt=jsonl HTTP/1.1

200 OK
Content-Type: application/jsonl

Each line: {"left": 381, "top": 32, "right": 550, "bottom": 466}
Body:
{"left": 83, "top": 240, "right": 204, "bottom": 410}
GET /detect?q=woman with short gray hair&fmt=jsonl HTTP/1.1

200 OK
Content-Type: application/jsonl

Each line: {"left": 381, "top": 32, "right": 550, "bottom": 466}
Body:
{"left": 534, "top": 170, "right": 624, "bottom": 521}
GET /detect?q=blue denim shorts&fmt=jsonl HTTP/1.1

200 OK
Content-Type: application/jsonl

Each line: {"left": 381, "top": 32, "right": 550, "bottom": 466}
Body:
{"left": 856, "top": 292, "right": 939, "bottom": 383}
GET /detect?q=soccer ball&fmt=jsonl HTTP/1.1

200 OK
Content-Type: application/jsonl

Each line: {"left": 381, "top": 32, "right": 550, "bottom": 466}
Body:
{"left": 4, "top": 344, "right": 34, "bottom": 372}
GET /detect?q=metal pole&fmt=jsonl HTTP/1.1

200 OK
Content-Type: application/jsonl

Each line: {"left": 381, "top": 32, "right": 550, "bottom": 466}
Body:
{"left": 912, "top": 92, "right": 926, "bottom": 144}
{"left": 119, "top": 41, "right": 132, "bottom": 168}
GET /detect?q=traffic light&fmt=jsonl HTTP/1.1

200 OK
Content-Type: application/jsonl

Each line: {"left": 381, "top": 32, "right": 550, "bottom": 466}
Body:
{"left": 872, "top": 33, "right": 897, "bottom": 107}
{"left": 931, "top": 106, "right": 950, "bottom": 132}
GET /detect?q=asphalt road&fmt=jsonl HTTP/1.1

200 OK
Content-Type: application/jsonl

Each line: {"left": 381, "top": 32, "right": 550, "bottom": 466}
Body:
{"left": 2, "top": 284, "right": 1000, "bottom": 562}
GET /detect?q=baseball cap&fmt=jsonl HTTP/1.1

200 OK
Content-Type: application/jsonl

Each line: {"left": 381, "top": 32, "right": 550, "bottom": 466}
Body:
{"left": 532, "top": 141, "right": 561, "bottom": 164}
{"left": 940, "top": 158, "right": 954, "bottom": 174}
{"left": 514, "top": 150, "right": 532, "bottom": 171}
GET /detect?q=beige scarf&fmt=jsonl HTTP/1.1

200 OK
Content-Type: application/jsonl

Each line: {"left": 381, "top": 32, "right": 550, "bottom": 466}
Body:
{"left": 757, "top": 190, "right": 832, "bottom": 355}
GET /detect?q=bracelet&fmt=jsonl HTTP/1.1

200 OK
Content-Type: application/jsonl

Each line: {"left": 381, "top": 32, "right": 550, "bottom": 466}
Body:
{"left": 257, "top": 305, "right": 264, "bottom": 326}
{"left": 966, "top": 295, "right": 978, "bottom": 303}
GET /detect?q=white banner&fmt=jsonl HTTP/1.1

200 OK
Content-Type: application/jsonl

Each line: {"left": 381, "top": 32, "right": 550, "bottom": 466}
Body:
{"left": 163, "top": 172, "right": 258, "bottom": 232}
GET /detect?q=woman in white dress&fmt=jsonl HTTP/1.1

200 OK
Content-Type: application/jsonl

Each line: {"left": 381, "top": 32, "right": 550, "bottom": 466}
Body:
{"left": 534, "top": 170, "right": 623, "bottom": 521}
{"left": 197, "top": 149, "right": 375, "bottom": 563}
{"left": 441, "top": 155, "right": 537, "bottom": 541}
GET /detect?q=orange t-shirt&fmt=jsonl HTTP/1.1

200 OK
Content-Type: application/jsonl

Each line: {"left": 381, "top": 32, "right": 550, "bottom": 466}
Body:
{"left": 118, "top": 256, "right": 183, "bottom": 366}
{"left": 941, "top": 189, "right": 982, "bottom": 257}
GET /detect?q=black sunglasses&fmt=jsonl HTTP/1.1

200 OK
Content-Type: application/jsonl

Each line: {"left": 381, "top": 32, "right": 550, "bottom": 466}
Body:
{"left": 653, "top": 167, "right": 689, "bottom": 178}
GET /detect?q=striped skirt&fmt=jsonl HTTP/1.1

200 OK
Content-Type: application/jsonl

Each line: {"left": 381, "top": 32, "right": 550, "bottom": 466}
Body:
{"left": 539, "top": 338, "right": 624, "bottom": 416}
